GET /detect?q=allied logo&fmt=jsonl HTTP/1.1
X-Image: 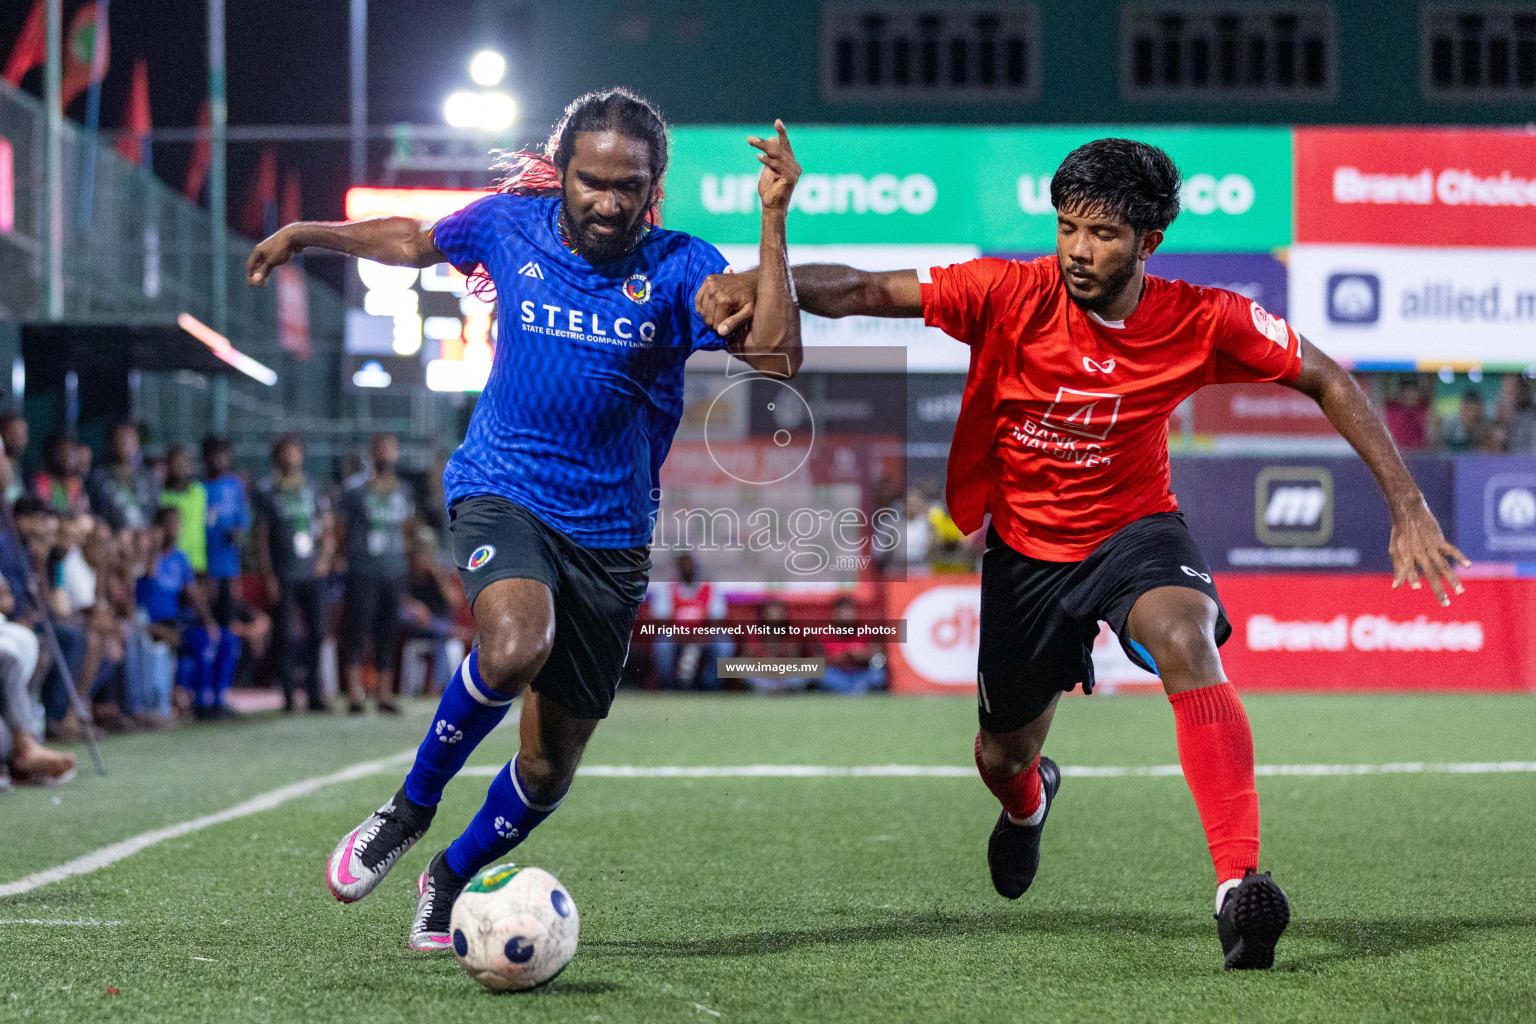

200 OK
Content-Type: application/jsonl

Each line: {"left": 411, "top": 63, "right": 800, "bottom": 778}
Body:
{"left": 518, "top": 261, "right": 544, "bottom": 279}
{"left": 1484, "top": 475, "right": 1536, "bottom": 552}
{"left": 1326, "top": 273, "right": 1380, "bottom": 325}
{"left": 466, "top": 544, "right": 496, "bottom": 571}
{"left": 623, "top": 273, "right": 652, "bottom": 304}
{"left": 1497, "top": 487, "right": 1536, "bottom": 530}
{"left": 1255, "top": 466, "right": 1334, "bottom": 547}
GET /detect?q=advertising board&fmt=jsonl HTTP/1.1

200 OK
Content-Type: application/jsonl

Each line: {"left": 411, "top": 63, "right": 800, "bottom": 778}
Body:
{"left": 1453, "top": 456, "right": 1536, "bottom": 563}
{"left": 883, "top": 573, "right": 1536, "bottom": 693}
{"left": 1294, "top": 128, "right": 1536, "bottom": 248}
{"left": 669, "top": 126, "right": 1292, "bottom": 252}
{"left": 1168, "top": 456, "right": 1455, "bottom": 572}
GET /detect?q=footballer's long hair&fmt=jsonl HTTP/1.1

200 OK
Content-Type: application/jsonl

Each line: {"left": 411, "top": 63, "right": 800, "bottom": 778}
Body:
{"left": 467, "top": 88, "right": 668, "bottom": 298}
{"left": 1049, "top": 138, "right": 1182, "bottom": 235}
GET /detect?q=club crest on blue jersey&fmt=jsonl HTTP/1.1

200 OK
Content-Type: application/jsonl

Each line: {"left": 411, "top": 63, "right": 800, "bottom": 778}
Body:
{"left": 623, "top": 273, "right": 652, "bottom": 304}
{"left": 466, "top": 545, "right": 496, "bottom": 571}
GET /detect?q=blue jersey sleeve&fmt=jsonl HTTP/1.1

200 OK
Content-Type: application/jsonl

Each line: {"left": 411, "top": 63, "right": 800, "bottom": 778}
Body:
{"left": 685, "top": 239, "right": 732, "bottom": 353}
{"left": 432, "top": 194, "right": 503, "bottom": 272}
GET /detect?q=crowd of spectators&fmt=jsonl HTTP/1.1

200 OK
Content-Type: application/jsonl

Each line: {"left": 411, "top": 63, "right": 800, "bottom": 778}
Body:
{"left": 0, "top": 419, "right": 470, "bottom": 792}
{"left": 1382, "top": 373, "right": 1536, "bottom": 455}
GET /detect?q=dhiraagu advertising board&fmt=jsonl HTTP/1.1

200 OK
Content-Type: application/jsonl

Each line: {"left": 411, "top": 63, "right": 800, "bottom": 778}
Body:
{"left": 665, "top": 126, "right": 1292, "bottom": 252}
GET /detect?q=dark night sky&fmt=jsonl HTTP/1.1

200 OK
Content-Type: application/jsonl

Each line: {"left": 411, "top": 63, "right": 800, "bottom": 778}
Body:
{"left": 2, "top": 0, "right": 541, "bottom": 236}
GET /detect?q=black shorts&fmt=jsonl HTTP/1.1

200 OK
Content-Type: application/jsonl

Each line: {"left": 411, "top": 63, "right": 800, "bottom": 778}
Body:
{"left": 977, "top": 511, "right": 1231, "bottom": 734}
{"left": 449, "top": 495, "right": 650, "bottom": 720}
{"left": 341, "top": 574, "right": 404, "bottom": 671}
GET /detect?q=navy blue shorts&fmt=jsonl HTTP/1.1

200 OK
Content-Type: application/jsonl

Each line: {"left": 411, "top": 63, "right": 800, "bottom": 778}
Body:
{"left": 449, "top": 495, "right": 649, "bottom": 719}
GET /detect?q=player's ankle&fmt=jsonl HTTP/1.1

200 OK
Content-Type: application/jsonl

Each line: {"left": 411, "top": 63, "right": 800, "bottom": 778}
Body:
{"left": 1007, "top": 802, "right": 1046, "bottom": 827}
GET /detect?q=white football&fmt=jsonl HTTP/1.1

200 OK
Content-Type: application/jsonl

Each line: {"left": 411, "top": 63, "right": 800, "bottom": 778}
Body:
{"left": 449, "top": 864, "right": 579, "bottom": 991}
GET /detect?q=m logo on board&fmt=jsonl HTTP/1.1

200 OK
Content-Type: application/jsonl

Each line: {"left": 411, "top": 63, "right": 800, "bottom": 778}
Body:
{"left": 1255, "top": 466, "right": 1334, "bottom": 546}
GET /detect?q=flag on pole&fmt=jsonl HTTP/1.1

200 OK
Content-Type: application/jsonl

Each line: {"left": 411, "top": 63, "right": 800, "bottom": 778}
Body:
{"left": 240, "top": 147, "right": 278, "bottom": 238}
{"left": 115, "top": 58, "right": 151, "bottom": 166}
{"left": 274, "top": 167, "right": 311, "bottom": 359}
{"left": 183, "top": 100, "right": 211, "bottom": 201}
{"left": 2, "top": 0, "right": 45, "bottom": 87}
{"left": 60, "top": 2, "right": 109, "bottom": 109}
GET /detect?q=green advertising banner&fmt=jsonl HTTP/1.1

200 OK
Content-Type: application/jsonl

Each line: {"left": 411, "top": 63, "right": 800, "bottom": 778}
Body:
{"left": 665, "top": 126, "right": 1292, "bottom": 253}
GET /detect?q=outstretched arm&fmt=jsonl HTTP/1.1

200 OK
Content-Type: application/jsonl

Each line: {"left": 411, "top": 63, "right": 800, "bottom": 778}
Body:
{"left": 1286, "top": 336, "right": 1469, "bottom": 604}
{"left": 246, "top": 217, "right": 444, "bottom": 286}
{"left": 698, "top": 264, "right": 921, "bottom": 336}
{"left": 729, "top": 121, "right": 804, "bottom": 378}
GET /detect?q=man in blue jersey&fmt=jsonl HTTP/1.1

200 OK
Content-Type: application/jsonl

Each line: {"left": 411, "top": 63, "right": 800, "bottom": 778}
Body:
{"left": 247, "top": 89, "right": 801, "bottom": 950}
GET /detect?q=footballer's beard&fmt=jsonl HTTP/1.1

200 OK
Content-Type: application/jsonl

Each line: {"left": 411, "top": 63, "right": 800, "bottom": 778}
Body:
{"left": 560, "top": 203, "right": 648, "bottom": 265}
{"left": 1064, "top": 254, "right": 1141, "bottom": 316}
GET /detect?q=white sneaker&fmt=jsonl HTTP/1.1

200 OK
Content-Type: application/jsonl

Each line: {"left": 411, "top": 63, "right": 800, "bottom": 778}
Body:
{"left": 325, "top": 787, "right": 434, "bottom": 904}
{"left": 408, "top": 851, "right": 465, "bottom": 952}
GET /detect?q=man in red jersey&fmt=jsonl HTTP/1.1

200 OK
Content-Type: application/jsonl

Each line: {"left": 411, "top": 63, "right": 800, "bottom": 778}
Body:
{"left": 694, "top": 138, "right": 1468, "bottom": 970}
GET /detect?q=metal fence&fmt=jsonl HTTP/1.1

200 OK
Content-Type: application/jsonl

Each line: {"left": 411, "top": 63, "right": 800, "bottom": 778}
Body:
{"left": 0, "top": 80, "right": 442, "bottom": 470}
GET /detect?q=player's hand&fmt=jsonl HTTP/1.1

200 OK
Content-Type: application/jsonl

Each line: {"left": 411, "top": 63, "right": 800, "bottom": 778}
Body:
{"left": 750, "top": 120, "right": 801, "bottom": 212}
{"left": 246, "top": 226, "right": 299, "bottom": 286}
{"left": 696, "top": 268, "right": 759, "bottom": 338}
{"left": 1389, "top": 504, "right": 1470, "bottom": 606}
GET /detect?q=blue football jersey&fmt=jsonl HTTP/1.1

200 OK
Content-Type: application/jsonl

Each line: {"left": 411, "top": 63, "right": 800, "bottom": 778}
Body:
{"left": 433, "top": 194, "right": 729, "bottom": 548}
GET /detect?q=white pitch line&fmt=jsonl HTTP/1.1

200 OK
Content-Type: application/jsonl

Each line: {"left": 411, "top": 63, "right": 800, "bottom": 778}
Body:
{"left": 446, "top": 761, "right": 1536, "bottom": 779}
{"left": 0, "top": 749, "right": 415, "bottom": 899}
{"left": 7, "top": 755, "right": 1535, "bottom": 899}
{"left": 0, "top": 919, "right": 121, "bottom": 926}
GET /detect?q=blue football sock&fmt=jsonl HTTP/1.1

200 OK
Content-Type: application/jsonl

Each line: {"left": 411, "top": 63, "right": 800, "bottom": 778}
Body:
{"left": 444, "top": 757, "right": 562, "bottom": 879}
{"left": 403, "top": 649, "right": 516, "bottom": 808}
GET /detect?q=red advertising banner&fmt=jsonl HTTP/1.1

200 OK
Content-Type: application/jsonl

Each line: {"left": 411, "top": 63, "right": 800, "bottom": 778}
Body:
{"left": 885, "top": 573, "right": 1536, "bottom": 694}
{"left": 1217, "top": 574, "right": 1536, "bottom": 691}
{"left": 884, "top": 577, "right": 981, "bottom": 695}
{"left": 1295, "top": 128, "right": 1536, "bottom": 247}
{"left": 1192, "top": 382, "right": 1335, "bottom": 436}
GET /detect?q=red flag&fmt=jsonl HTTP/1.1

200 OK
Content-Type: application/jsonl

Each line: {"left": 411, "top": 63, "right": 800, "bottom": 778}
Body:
{"left": 0, "top": 137, "right": 14, "bottom": 234}
{"left": 240, "top": 147, "right": 277, "bottom": 237}
{"left": 115, "top": 59, "right": 151, "bottom": 165}
{"left": 3, "top": 0, "right": 45, "bottom": 87}
{"left": 60, "top": 3, "right": 109, "bottom": 110}
{"left": 275, "top": 168, "right": 311, "bottom": 359}
{"left": 183, "top": 100, "right": 211, "bottom": 201}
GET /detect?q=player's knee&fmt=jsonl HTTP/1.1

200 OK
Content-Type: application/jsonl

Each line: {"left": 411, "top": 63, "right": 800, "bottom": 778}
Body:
{"left": 1148, "top": 619, "right": 1221, "bottom": 680}
{"left": 515, "top": 750, "right": 576, "bottom": 805}
{"left": 978, "top": 730, "right": 1043, "bottom": 779}
{"left": 477, "top": 630, "right": 554, "bottom": 697}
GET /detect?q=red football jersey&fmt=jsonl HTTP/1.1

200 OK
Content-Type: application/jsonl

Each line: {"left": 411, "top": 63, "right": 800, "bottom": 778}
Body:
{"left": 922, "top": 256, "right": 1302, "bottom": 561}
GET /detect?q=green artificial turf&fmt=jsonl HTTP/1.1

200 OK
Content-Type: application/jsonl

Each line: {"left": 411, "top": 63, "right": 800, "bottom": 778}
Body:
{"left": 3, "top": 693, "right": 1534, "bottom": 1023}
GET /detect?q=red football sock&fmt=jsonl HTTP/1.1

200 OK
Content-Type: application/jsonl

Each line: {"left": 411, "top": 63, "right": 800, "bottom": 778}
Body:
{"left": 1169, "top": 682, "right": 1260, "bottom": 883}
{"left": 974, "top": 733, "right": 1042, "bottom": 821}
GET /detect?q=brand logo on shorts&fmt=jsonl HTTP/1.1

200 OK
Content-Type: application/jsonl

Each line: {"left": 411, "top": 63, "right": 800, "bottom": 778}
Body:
{"left": 623, "top": 273, "right": 652, "bottom": 304}
{"left": 466, "top": 545, "right": 496, "bottom": 571}
{"left": 1180, "top": 565, "right": 1212, "bottom": 583}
